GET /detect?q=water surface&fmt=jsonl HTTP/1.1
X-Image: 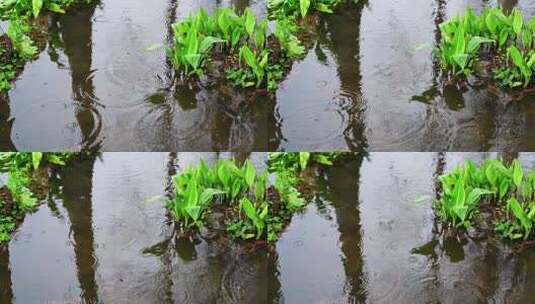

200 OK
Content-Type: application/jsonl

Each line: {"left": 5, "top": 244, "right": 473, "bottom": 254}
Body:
{"left": 2, "top": 152, "right": 535, "bottom": 303}
{"left": 1, "top": 0, "right": 534, "bottom": 151}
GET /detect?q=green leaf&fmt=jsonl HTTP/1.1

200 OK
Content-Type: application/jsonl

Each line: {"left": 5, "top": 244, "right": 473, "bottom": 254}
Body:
{"left": 299, "top": 152, "right": 310, "bottom": 171}
{"left": 508, "top": 45, "right": 525, "bottom": 69}
{"left": 499, "top": 179, "right": 510, "bottom": 200}
{"left": 499, "top": 28, "right": 509, "bottom": 48}
{"left": 244, "top": 9, "right": 256, "bottom": 38}
{"left": 466, "top": 188, "right": 493, "bottom": 206}
{"left": 32, "top": 0, "right": 43, "bottom": 18}
{"left": 231, "top": 28, "right": 242, "bottom": 48}
{"left": 513, "top": 160, "right": 524, "bottom": 188}
{"left": 453, "top": 180, "right": 466, "bottom": 210}
{"left": 507, "top": 198, "right": 531, "bottom": 239}
{"left": 452, "top": 53, "right": 469, "bottom": 70}
{"left": 47, "top": 3, "right": 65, "bottom": 13}
{"left": 31, "top": 152, "right": 42, "bottom": 170}
{"left": 453, "top": 26, "right": 466, "bottom": 55}
{"left": 199, "top": 36, "right": 224, "bottom": 54}
{"left": 184, "top": 54, "right": 201, "bottom": 70}
{"left": 241, "top": 198, "right": 258, "bottom": 223}
{"left": 314, "top": 155, "right": 333, "bottom": 165}
{"left": 512, "top": 9, "right": 523, "bottom": 36}
{"left": 185, "top": 205, "right": 201, "bottom": 222}
{"left": 185, "top": 178, "right": 198, "bottom": 207}
{"left": 199, "top": 188, "right": 225, "bottom": 206}
{"left": 467, "top": 36, "right": 494, "bottom": 53}
{"left": 231, "top": 178, "right": 242, "bottom": 200}
{"left": 244, "top": 160, "right": 256, "bottom": 188}
{"left": 315, "top": 3, "right": 333, "bottom": 13}
{"left": 300, "top": 0, "right": 311, "bottom": 18}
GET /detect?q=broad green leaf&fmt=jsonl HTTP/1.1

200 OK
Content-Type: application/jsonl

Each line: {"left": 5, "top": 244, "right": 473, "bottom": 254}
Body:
{"left": 31, "top": 152, "right": 42, "bottom": 170}
{"left": 244, "top": 9, "right": 256, "bottom": 37}
{"left": 300, "top": 0, "right": 311, "bottom": 18}
{"left": 315, "top": 155, "right": 333, "bottom": 165}
{"left": 32, "top": 0, "right": 43, "bottom": 18}
{"left": 513, "top": 160, "right": 524, "bottom": 188}
{"left": 512, "top": 9, "right": 523, "bottom": 36}
{"left": 453, "top": 179, "right": 466, "bottom": 210}
{"left": 185, "top": 205, "right": 201, "bottom": 221}
{"left": 499, "top": 179, "right": 510, "bottom": 200}
{"left": 499, "top": 28, "right": 509, "bottom": 47}
{"left": 199, "top": 188, "right": 225, "bottom": 206}
{"left": 453, "top": 27, "right": 466, "bottom": 55}
{"left": 231, "top": 178, "right": 242, "bottom": 200}
{"left": 508, "top": 46, "right": 525, "bottom": 69}
{"left": 184, "top": 54, "right": 201, "bottom": 70}
{"left": 467, "top": 36, "right": 494, "bottom": 53}
{"left": 466, "top": 188, "right": 493, "bottom": 206}
{"left": 184, "top": 178, "right": 198, "bottom": 207}
{"left": 47, "top": 3, "right": 65, "bottom": 13}
{"left": 315, "top": 3, "right": 333, "bottom": 13}
{"left": 452, "top": 53, "right": 469, "bottom": 70}
{"left": 47, "top": 155, "right": 65, "bottom": 165}
{"left": 240, "top": 198, "right": 258, "bottom": 222}
{"left": 244, "top": 161, "right": 256, "bottom": 188}
{"left": 299, "top": 152, "right": 310, "bottom": 171}
{"left": 199, "top": 36, "right": 224, "bottom": 54}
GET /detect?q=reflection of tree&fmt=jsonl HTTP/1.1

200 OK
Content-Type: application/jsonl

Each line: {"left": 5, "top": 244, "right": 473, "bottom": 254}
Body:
{"left": 321, "top": 154, "right": 367, "bottom": 302}
{"left": 500, "top": 0, "right": 518, "bottom": 14}
{"left": 57, "top": 156, "right": 99, "bottom": 303}
{"left": 319, "top": 2, "right": 368, "bottom": 151}
{"left": 0, "top": 246, "right": 13, "bottom": 304}
{"left": 268, "top": 154, "right": 367, "bottom": 302}
{"left": 49, "top": 3, "right": 102, "bottom": 151}
{"left": 231, "top": 0, "right": 250, "bottom": 13}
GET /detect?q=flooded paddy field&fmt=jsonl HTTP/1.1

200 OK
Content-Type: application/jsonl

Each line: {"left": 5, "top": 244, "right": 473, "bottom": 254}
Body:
{"left": 2, "top": 152, "right": 535, "bottom": 303}
{"left": 1, "top": 0, "right": 534, "bottom": 152}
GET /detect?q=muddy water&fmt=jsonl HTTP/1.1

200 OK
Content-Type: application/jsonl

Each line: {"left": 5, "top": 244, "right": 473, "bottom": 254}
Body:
{"left": 0, "top": 153, "right": 269, "bottom": 304}
{"left": 1, "top": 0, "right": 534, "bottom": 151}
{"left": 270, "top": 152, "right": 535, "bottom": 303}
{"left": 2, "top": 153, "right": 535, "bottom": 303}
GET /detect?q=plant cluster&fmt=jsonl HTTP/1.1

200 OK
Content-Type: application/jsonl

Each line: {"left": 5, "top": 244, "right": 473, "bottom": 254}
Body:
{"left": 168, "top": 158, "right": 305, "bottom": 243}
{"left": 425, "top": 158, "right": 535, "bottom": 241}
{"left": 165, "top": 0, "right": 357, "bottom": 91}
{"left": 167, "top": 154, "right": 338, "bottom": 243}
{"left": 168, "top": 159, "right": 268, "bottom": 236}
{"left": 166, "top": 7, "right": 304, "bottom": 91}
{"left": 437, "top": 7, "right": 535, "bottom": 88}
{"left": 0, "top": 152, "right": 73, "bottom": 242}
